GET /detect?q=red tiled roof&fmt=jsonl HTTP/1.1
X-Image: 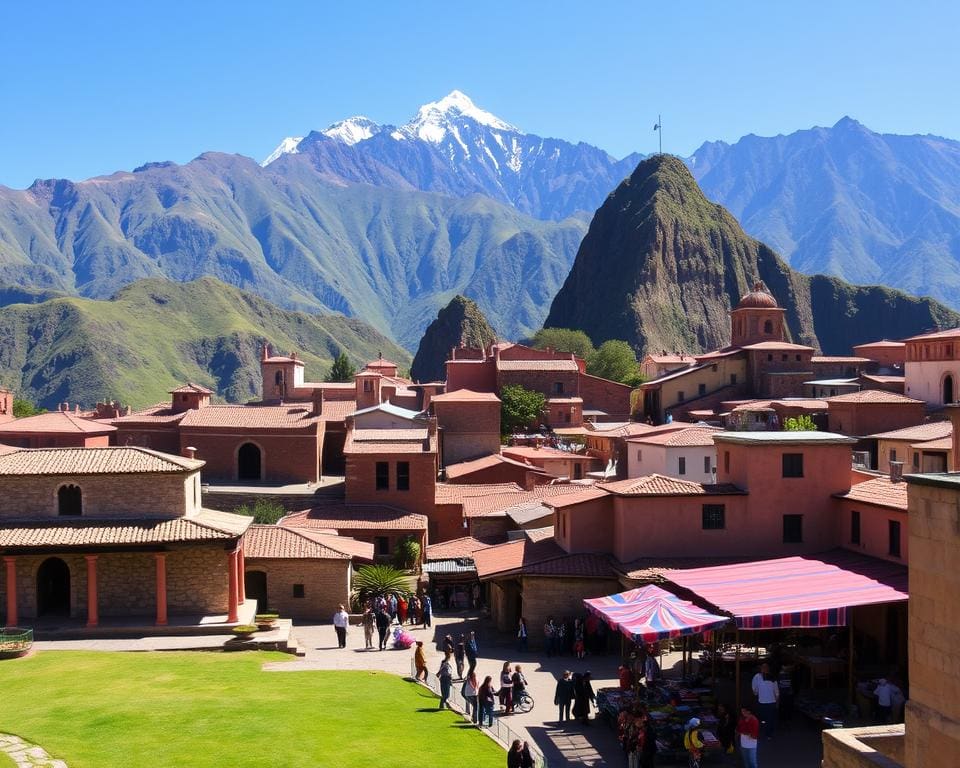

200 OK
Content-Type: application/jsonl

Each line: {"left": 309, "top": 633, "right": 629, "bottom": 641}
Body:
{"left": 913, "top": 437, "right": 952, "bottom": 451}
{"left": 0, "top": 446, "right": 203, "bottom": 475}
{"left": 811, "top": 356, "right": 871, "bottom": 364}
{"left": 365, "top": 359, "right": 399, "bottom": 369}
{"left": 614, "top": 555, "right": 749, "bottom": 581}
{"left": 352, "top": 428, "right": 429, "bottom": 442}
{"left": 599, "top": 474, "right": 745, "bottom": 497}
{"left": 826, "top": 390, "right": 923, "bottom": 404}
{"left": 425, "top": 536, "right": 500, "bottom": 560}
{"left": 0, "top": 508, "right": 250, "bottom": 548}
{"left": 854, "top": 341, "right": 905, "bottom": 349}
{"left": 860, "top": 375, "right": 905, "bottom": 385}
{"left": 244, "top": 524, "right": 350, "bottom": 560}
{"left": 108, "top": 404, "right": 187, "bottom": 425}
{"left": 740, "top": 341, "right": 815, "bottom": 351}
{"left": 443, "top": 454, "right": 547, "bottom": 480}
{"left": 497, "top": 359, "right": 579, "bottom": 371}
{"left": 280, "top": 503, "right": 427, "bottom": 531}
{"left": 627, "top": 426, "right": 720, "bottom": 447}
{"left": 179, "top": 405, "right": 321, "bottom": 430}
{"left": 474, "top": 537, "right": 612, "bottom": 579}
{"left": 169, "top": 382, "right": 214, "bottom": 395}
{"left": 290, "top": 529, "right": 375, "bottom": 560}
{"left": 543, "top": 488, "right": 609, "bottom": 508}
{"left": 836, "top": 477, "right": 908, "bottom": 511}
{"left": 345, "top": 426, "right": 435, "bottom": 455}
{"left": 430, "top": 389, "right": 500, "bottom": 403}
{"left": 264, "top": 355, "right": 305, "bottom": 365}
{"left": 436, "top": 483, "right": 524, "bottom": 502}
{"left": 731, "top": 399, "right": 828, "bottom": 412}
{"left": 903, "top": 328, "right": 960, "bottom": 342}
{"left": 645, "top": 355, "right": 693, "bottom": 364}
{"left": 461, "top": 483, "right": 595, "bottom": 518}
{"left": 0, "top": 412, "right": 117, "bottom": 435}
{"left": 867, "top": 421, "right": 952, "bottom": 441}
{"left": 501, "top": 446, "right": 593, "bottom": 462}
{"left": 520, "top": 552, "right": 614, "bottom": 578}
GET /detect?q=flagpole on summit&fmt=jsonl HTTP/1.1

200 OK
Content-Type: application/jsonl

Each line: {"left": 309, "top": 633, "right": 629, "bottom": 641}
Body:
{"left": 653, "top": 115, "right": 662, "bottom": 155}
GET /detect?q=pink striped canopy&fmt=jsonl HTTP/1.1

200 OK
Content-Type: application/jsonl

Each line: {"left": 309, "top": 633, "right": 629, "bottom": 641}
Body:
{"left": 584, "top": 584, "right": 729, "bottom": 643}
{"left": 665, "top": 552, "right": 908, "bottom": 629}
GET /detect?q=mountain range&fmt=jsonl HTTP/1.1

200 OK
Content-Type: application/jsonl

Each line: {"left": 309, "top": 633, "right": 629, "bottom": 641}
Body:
{"left": 546, "top": 155, "right": 960, "bottom": 355}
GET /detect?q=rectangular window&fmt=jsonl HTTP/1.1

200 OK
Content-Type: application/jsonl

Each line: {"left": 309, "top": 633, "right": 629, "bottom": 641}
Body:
{"left": 851, "top": 510, "right": 861, "bottom": 545}
{"left": 677, "top": 391, "right": 685, "bottom": 402}
{"left": 888, "top": 520, "right": 901, "bottom": 557}
{"left": 678, "top": 456, "right": 686, "bottom": 475}
{"left": 782, "top": 453, "right": 804, "bottom": 478}
{"left": 730, "top": 373, "right": 737, "bottom": 385}
{"left": 292, "top": 584, "right": 305, "bottom": 599}
{"left": 552, "top": 382, "right": 564, "bottom": 395}
{"left": 561, "top": 512, "right": 566, "bottom": 538}
{"left": 376, "top": 536, "right": 391, "bottom": 556}
{"left": 702, "top": 504, "right": 725, "bottom": 530}
{"left": 889, "top": 448, "right": 897, "bottom": 464}
{"left": 574, "top": 463, "right": 583, "bottom": 480}
{"left": 396, "top": 461, "right": 410, "bottom": 491}
{"left": 913, "top": 451, "right": 920, "bottom": 471}
{"left": 698, "top": 383, "right": 706, "bottom": 397}
{"left": 375, "top": 461, "right": 389, "bottom": 490}
{"left": 781, "top": 354, "right": 788, "bottom": 362}
{"left": 704, "top": 456, "right": 711, "bottom": 474}
{"left": 783, "top": 514, "right": 803, "bottom": 543}
{"left": 363, "top": 379, "right": 373, "bottom": 392}
{"left": 724, "top": 451, "right": 730, "bottom": 474}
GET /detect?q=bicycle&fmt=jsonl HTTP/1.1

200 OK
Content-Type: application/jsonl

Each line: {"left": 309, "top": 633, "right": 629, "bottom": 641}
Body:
{"left": 514, "top": 690, "right": 535, "bottom": 714}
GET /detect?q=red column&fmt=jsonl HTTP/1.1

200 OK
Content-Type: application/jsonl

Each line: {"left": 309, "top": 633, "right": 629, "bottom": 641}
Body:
{"left": 155, "top": 553, "right": 168, "bottom": 626}
{"left": 238, "top": 545, "right": 246, "bottom": 604}
{"left": 3, "top": 557, "right": 16, "bottom": 627}
{"left": 227, "top": 550, "right": 239, "bottom": 623}
{"left": 85, "top": 555, "right": 99, "bottom": 628}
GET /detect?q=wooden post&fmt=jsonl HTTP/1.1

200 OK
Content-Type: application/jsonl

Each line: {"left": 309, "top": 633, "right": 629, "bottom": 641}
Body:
{"left": 735, "top": 628, "right": 742, "bottom": 714}
{"left": 155, "top": 553, "right": 168, "bottom": 626}
{"left": 85, "top": 555, "right": 99, "bottom": 628}
{"left": 227, "top": 550, "right": 239, "bottom": 623}
{"left": 4, "top": 557, "right": 17, "bottom": 626}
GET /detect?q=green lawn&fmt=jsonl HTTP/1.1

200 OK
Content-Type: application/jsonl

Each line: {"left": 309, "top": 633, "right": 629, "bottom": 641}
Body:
{"left": 0, "top": 652, "right": 504, "bottom": 768}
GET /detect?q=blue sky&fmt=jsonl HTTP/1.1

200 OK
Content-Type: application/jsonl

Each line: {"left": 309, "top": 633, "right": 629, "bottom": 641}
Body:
{"left": 0, "top": 0, "right": 956, "bottom": 188}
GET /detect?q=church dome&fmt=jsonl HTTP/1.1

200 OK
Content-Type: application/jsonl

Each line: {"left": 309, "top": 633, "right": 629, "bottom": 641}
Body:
{"left": 736, "top": 281, "right": 779, "bottom": 309}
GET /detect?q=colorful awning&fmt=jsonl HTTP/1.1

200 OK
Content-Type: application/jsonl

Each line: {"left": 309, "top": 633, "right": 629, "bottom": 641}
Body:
{"left": 665, "top": 551, "right": 908, "bottom": 629}
{"left": 584, "top": 584, "right": 729, "bottom": 643}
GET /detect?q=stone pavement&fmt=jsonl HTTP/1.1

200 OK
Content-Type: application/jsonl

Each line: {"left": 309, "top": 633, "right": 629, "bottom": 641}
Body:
{"left": 0, "top": 734, "right": 66, "bottom": 768}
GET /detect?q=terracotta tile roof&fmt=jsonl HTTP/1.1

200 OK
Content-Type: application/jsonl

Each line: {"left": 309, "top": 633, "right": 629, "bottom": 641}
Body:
{"left": 826, "top": 390, "right": 923, "bottom": 404}
{"left": 244, "top": 524, "right": 350, "bottom": 560}
{"left": 867, "top": 421, "right": 952, "bottom": 441}
{"left": 264, "top": 355, "right": 305, "bottom": 365}
{"left": 505, "top": 501, "right": 556, "bottom": 525}
{"left": 598, "top": 474, "right": 745, "bottom": 497}
{"left": 436, "top": 483, "right": 525, "bottom": 502}
{"left": 317, "top": 399, "right": 358, "bottom": 421}
{"left": 0, "top": 446, "right": 203, "bottom": 475}
{"left": 279, "top": 503, "right": 427, "bottom": 531}
{"left": 860, "top": 375, "right": 905, "bottom": 385}
{"left": 108, "top": 404, "right": 187, "bottom": 425}
{"left": 501, "top": 446, "right": 593, "bottom": 462}
{"left": 352, "top": 428, "right": 430, "bottom": 442}
{"left": 903, "top": 327, "right": 960, "bottom": 342}
{"left": 290, "top": 529, "right": 375, "bottom": 560}
{"left": 913, "top": 437, "right": 952, "bottom": 451}
{"left": 542, "top": 488, "right": 609, "bottom": 509}
{"left": 345, "top": 427, "right": 435, "bottom": 454}
{"left": 169, "top": 382, "right": 214, "bottom": 395}
{"left": 426, "top": 536, "right": 501, "bottom": 561}
{"left": 614, "top": 555, "right": 749, "bottom": 581}
{"left": 443, "top": 455, "right": 527, "bottom": 480}
{"left": 474, "top": 537, "right": 612, "bottom": 579}
{"left": 461, "top": 483, "right": 594, "bottom": 518}
{"left": 179, "top": 405, "right": 320, "bottom": 430}
{"left": 0, "top": 508, "right": 250, "bottom": 548}
{"left": 365, "top": 359, "right": 399, "bottom": 369}
{"left": 740, "top": 341, "right": 815, "bottom": 351}
{"left": 836, "top": 476, "right": 909, "bottom": 511}
{"left": 811, "top": 356, "right": 872, "bottom": 364}
{"left": 430, "top": 389, "right": 500, "bottom": 403}
{"left": 645, "top": 355, "right": 693, "bottom": 364}
{"left": 497, "top": 359, "right": 579, "bottom": 371}
{"left": 520, "top": 553, "right": 614, "bottom": 578}
{"left": 0, "top": 412, "right": 117, "bottom": 435}
{"left": 523, "top": 526, "right": 555, "bottom": 542}
{"left": 627, "top": 426, "right": 720, "bottom": 447}
{"left": 854, "top": 340, "right": 905, "bottom": 349}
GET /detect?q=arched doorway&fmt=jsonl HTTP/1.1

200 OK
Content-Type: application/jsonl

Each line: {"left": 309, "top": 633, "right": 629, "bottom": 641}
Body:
{"left": 237, "top": 443, "right": 262, "bottom": 481}
{"left": 944, "top": 375, "right": 955, "bottom": 405}
{"left": 37, "top": 557, "right": 71, "bottom": 616}
{"left": 244, "top": 571, "right": 268, "bottom": 612}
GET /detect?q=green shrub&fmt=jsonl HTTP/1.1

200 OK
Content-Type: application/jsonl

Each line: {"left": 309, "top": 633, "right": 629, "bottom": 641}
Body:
{"left": 393, "top": 536, "right": 421, "bottom": 569}
{"left": 234, "top": 498, "right": 287, "bottom": 525}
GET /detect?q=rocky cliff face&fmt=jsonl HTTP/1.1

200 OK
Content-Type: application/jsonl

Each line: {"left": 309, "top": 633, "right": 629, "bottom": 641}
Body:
{"left": 545, "top": 155, "right": 960, "bottom": 354}
{"left": 411, "top": 295, "right": 497, "bottom": 383}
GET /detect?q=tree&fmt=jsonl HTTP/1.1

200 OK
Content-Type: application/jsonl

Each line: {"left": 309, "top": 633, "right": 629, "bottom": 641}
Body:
{"left": 393, "top": 536, "right": 421, "bottom": 570}
{"left": 13, "top": 398, "right": 46, "bottom": 418}
{"left": 326, "top": 351, "right": 356, "bottom": 383}
{"left": 783, "top": 415, "right": 817, "bottom": 431}
{"left": 530, "top": 328, "right": 595, "bottom": 360}
{"left": 352, "top": 564, "right": 412, "bottom": 607}
{"left": 500, "top": 384, "right": 546, "bottom": 436}
{"left": 234, "top": 498, "right": 287, "bottom": 525}
{"left": 587, "top": 339, "right": 639, "bottom": 383}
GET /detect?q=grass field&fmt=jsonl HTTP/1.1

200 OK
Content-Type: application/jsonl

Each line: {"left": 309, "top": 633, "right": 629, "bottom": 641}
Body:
{"left": 0, "top": 651, "right": 504, "bottom": 768}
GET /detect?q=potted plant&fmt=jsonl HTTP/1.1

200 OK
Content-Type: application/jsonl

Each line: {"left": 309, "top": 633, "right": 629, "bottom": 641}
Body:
{"left": 255, "top": 613, "right": 279, "bottom": 631}
{"left": 231, "top": 624, "right": 258, "bottom": 639}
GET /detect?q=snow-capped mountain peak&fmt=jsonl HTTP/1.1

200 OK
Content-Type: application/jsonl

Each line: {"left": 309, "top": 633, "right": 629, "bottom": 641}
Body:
{"left": 321, "top": 116, "right": 383, "bottom": 145}
{"left": 401, "top": 90, "right": 520, "bottom": 143}
{"left": 261, "top": 137, "right": 303, "bottom": 166}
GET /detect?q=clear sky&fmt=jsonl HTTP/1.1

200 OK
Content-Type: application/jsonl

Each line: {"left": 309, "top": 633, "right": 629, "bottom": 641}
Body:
{"left": 1, "top": 0, "right": 956, "bottom": 189}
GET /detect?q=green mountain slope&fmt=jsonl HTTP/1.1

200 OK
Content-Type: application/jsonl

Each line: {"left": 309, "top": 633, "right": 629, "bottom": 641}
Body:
{"left": 0, "top": 277, "right": 409, "bottom": 409}
{"left": 545, "top": 155, "right": 960, "bottom": 354}
{"left": 411, "top": 295, "right": 498, "bottom": 383}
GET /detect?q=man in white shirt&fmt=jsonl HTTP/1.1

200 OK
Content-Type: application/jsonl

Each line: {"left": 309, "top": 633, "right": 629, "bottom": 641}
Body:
{"left": 751, "top": 662, "right": 769, "bottom": 699}
{"left": 755, "top": 667, "right": 779, "bottom": 739}
{"left": 332, "top": 604, "right": 349, "bottom": 649}
{"left": 874, "top": 678, "right": 893, "bottom": 723}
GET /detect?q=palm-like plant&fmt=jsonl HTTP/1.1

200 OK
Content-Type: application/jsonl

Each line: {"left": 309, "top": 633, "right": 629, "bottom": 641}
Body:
{"left": 352, "top": 564, "right": 412, "bottom": 606}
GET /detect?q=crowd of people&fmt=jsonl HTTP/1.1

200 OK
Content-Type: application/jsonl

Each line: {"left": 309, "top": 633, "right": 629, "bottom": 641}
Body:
{"left": 541, "top": 614, "right": 608, "bottom": 658}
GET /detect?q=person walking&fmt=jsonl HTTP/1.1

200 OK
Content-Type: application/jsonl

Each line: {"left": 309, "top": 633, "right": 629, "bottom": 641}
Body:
{"left": 736, "top": 707, "right": 760, "bottom": 768}
{"left": 332, "top": 604, "right": 349, "bottom": 649}
{"left": 414, "top": 641, "right": 428, "bottom": 681}
{"left": 755, "top": 668, "right": 779, "bottom": 739}
{"left": 454, "top": 635, "right": 466, "bottom": 679}
{"left": 422, "top": 594, "right": 433, "bottom": 628}
{"left": 499, "top": 661, "right": 515, "bottom": 714}
{"left": 507, "top": 740, "right": 524, "bottom": 768}
{"left": 437, "top": 654, "right": 454, "bottom": 709}
{"left": 408, "top": 594, "right": 420, "bottom": 625}
{"left": 375, "top": 604, "right": 391, "bottom": 650}
{"left": 461, "top": 669, "right": 479, "bottom": 723}
{"left": 442, "top": 633, "right": 455, "bottom": 657}
{"left": 478, "top": 675, "right": 496, "bottom": 727}
{"left": 361, "top": 604, "right": 375, "bottom": 650}
{"left": 684, "top": 717, "right": 704, "bottom": 768}
{"left": 388, "top": 593, "right": 398, "bottom": 620}
{"left": 555, "top": 670, "right": 575, "bottom": 723}
{"left": 466, "top": 631, "right": 479, "bottom": 674}
{"left": 517, "top": 617, "right": 529, "bottom": 653}
{"left": 397, "top": 595, "right": 408, "bottom": 624}
{"left": 573, "top": 670, "right": 596, "bottom": 725}
{"left": 544, "top": 617, "right": 557, "bottom": 658}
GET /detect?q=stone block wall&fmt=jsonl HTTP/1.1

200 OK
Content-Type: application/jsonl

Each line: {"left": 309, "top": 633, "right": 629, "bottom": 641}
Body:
{"left": 821, "top": 725, "right": 905, "bottom": 768}
{"left": 182, "top": 430, "right": 321, "bottom": 485}
{"left": 518, "top": 575, "right": 620, "bottom": 649}
{"left": 245, "top": 558, "right": 351, "bottom": 620}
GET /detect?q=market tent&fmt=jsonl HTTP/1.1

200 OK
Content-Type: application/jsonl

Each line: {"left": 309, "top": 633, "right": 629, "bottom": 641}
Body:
{"left": 665, "top": 551, "right": 908, "bottom": 629}
{"left": 584, "top": 584, "right": 729, "bottom": 643}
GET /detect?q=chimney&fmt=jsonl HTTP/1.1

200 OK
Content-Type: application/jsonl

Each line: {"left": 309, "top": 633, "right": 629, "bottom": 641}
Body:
{"left": 183, "top": 446, "right": 197, "bottom": 460}
{"left": 312, "top": 389, "right": 325, "bottom": 417}
{"left": 890, "top": 460, "right": 904, "bottom": 483}
{"left": 60, "top": 402, "right": 67, "bottom": 412}
{"left": 947, "top": 405, "right": 960, "bottom": 472}
{"left": 261, "top": 343, "right": 269, "bottom": 362}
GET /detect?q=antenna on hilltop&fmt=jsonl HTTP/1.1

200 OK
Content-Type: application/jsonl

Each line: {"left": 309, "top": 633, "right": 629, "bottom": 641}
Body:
{"left": 653, "top": 114, "right": 662, "bottom": 155}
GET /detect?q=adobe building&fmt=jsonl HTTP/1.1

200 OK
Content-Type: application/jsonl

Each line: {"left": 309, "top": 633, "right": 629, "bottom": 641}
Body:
{"left": 442, "top": 454, "right": 552, "bottom": 487}
{"left": 0, "top": 410, "right": 116, "bottom": 448}
{"left": 0, "top": 446, "right": 253, "bottom": 628}
{"left": 867, "top": 421, "right": 952, "bottom": 474}
{"left": 825, "top": 390, "right": 927, "bottom": 437}
{"left": 428, "top": 389, "right": 501, "bottom": 466}
{"left": 626, "top": 425, "right": 721, "bottom": 482}
{"left": 903, "top": 327, "right": 960, "bottom": 405}
{"left": 500, "top": 444, "right": 599, "bottom": 481}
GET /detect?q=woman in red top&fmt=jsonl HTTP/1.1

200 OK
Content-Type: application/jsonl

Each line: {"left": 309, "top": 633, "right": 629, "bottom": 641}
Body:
{"left": 736, "top": 707, "right": 760, "bottom": 768}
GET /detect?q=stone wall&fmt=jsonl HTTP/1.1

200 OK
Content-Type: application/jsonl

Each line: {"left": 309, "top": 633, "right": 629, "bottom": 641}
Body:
{"left": 245, "top": 558, "right": 351, "bottom": 620}
{"left": 201, "top": 490, "right": 324, "bottom": 514}
{"left": 518, "top": 575, "right": 620, "bottom": 649}
{"left": 821, "top": 725, "right": 905, "bottom": 768}
{"left": 182, "top": 430, "right": 321, "bottom": 484}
